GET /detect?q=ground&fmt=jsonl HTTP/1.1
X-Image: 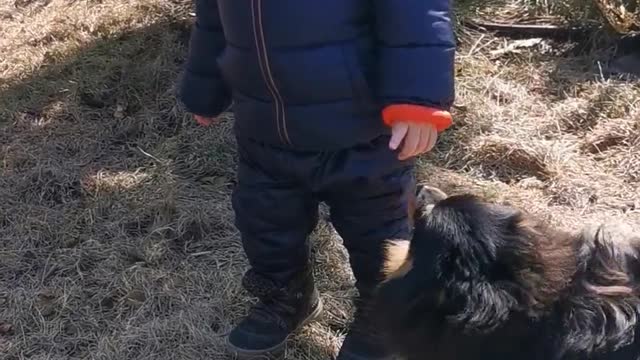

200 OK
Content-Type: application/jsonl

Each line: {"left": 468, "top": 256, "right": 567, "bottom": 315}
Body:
{"left": 0, "top": 1, "right": 639, "bottom": 359}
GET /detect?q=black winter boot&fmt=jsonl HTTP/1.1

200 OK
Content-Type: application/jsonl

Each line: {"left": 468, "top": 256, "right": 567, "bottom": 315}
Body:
{"left": 226, "top": 268, "right": 323, "bottom": 359}
{"left": 336, "top": 290, "right": 393, "bottom": 360}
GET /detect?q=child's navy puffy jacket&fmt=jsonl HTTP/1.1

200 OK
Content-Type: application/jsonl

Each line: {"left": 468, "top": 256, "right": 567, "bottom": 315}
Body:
{"left": 179, "top": 0, "right": 456, "bottom": 150}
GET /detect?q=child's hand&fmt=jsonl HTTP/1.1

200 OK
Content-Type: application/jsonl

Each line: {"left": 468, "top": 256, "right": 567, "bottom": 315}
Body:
{"left": 389, "top": 122, "right": 438, "bottom": 161}
{"left": 194, "top": 114, "right": 217, "bottom": 127}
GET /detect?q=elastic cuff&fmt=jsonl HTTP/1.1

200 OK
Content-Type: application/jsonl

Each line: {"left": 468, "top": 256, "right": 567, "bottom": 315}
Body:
{"left": 382, "top": 104, "right": 453, "bottom": 132}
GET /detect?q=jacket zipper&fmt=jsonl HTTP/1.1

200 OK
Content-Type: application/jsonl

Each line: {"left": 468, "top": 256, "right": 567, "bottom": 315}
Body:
{"left": 251, "top": 0, "right": 291, "bottom": 145}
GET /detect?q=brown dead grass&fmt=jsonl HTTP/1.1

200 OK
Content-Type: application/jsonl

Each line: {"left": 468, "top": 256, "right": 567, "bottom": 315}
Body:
{"left": 1, "top": 0, "right": 639, "bottom": 359}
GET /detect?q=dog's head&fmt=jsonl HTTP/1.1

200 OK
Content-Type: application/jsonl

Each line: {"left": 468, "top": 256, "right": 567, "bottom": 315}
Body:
{"left": 376, "top": 186, "right": 640, "bottom": 359}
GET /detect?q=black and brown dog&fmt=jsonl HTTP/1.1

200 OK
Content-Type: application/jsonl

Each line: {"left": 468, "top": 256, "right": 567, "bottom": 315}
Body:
{"left": 374, "top": 186, "right": 640, "bottom": 360}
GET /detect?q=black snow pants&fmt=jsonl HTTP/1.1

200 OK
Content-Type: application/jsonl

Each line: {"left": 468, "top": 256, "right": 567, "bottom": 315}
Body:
{"left": 232, "top": 135, "right": 415, "bottom": 296}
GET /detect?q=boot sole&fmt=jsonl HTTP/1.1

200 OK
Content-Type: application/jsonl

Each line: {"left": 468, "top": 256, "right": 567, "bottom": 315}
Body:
{"left": 226, "top": 298, "right": 324, "bottom": 360}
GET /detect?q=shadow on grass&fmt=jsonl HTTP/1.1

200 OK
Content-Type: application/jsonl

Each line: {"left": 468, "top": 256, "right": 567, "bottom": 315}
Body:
{"left": 0, "top": 10, "right": 356, "bottom": 359}
{"left": 0, "top": 15, "right": 261, "bottom": 360}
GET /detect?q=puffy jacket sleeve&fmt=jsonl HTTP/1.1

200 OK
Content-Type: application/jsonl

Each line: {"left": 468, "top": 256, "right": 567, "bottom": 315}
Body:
{"left": 178, "top": 0, "right": 231, "bottom": 117}
{"left": 373, "top": 0, "right": 455, "bottom": 111}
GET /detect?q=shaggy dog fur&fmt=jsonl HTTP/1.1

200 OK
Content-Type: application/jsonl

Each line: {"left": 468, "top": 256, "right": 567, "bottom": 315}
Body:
{"left": 374, "top": 186, "right": 640, "bottom": 360}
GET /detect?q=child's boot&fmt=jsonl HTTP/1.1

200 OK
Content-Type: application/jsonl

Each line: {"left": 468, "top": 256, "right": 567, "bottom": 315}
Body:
{"left": 226, "top": 268, "right": 322, "bottom": 359}
{"left": 336, "top": 304, "right": 393, "bottom": 360}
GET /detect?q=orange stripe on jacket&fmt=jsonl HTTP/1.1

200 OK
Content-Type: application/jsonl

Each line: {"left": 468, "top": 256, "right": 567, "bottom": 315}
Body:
{"left": 382, "top": 104, "right": 453, "bottom": 132}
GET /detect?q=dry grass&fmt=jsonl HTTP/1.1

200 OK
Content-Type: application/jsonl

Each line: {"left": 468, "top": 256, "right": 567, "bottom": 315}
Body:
{"left": 1, "top": 0, "right": 639, "bottom": 359}
{"left": 457, "top": 0, "right": 638, "bottom": 30}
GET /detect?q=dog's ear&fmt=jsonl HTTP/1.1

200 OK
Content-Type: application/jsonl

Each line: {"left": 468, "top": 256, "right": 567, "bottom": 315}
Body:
{"left": 415, "top": 185, "right": 448, "bottom": 209}
{"left": 435, "top": 200, "right": 523, "bottom": 334}
{"left": 409, "top": 185, "right": 448, "bottom": 225}
{"left": 556, "top": 223, "right": 640, "bottom": 356}
{"left": 446, "top": 278, "right": 519, "bottom": 334}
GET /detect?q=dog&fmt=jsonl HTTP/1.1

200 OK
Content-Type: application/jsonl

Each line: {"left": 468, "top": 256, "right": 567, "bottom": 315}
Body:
{"left": 374, "top": 186, "right": 640, "bottom": 360}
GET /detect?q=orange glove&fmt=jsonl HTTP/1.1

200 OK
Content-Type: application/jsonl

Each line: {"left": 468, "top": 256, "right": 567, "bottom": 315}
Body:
{"left": 382, "top": 105, "right": 453, "bottom": 160}
{"left": 382, "top": 104, "right": 452, "bottom": 132}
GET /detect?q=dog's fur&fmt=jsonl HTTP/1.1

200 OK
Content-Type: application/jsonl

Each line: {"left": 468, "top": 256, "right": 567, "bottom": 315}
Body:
{"left": 374, "top": 186, "right": 640, "bottom": 360}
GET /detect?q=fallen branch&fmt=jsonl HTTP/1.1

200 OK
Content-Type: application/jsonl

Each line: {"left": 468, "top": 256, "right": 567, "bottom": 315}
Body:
{"left": 462, "top": 19, "right": 597, "bottom": 39}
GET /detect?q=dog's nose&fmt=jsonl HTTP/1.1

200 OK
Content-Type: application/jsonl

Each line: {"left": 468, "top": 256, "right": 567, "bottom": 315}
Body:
{"left": 416, "top": 185, "right": 448, "bottom": 209}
